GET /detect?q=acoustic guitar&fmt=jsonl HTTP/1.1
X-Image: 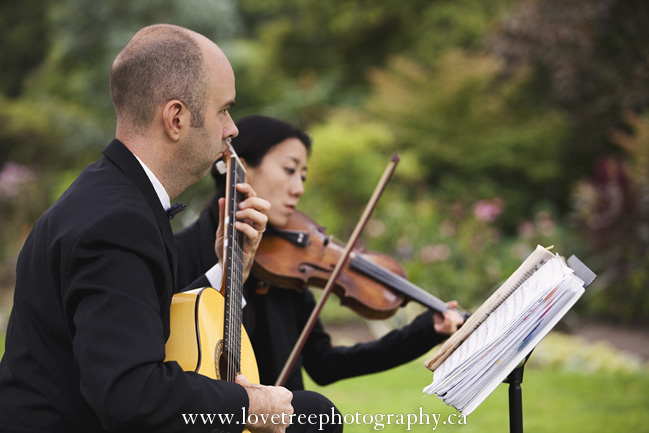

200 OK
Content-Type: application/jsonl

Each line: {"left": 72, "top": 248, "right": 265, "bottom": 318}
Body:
{"left": 165, "top": 141, "right": 259, "bottom": 383}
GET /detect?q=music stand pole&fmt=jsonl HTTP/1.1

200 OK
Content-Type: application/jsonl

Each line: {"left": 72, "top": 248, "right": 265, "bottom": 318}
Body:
{"left": 503, "top": 352, "right": 532, "bottom": 433}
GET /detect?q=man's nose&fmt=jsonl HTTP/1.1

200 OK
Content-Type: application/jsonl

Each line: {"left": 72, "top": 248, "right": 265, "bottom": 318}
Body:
{"left": 224, "top": 112, "right": 238, "bottom": 139}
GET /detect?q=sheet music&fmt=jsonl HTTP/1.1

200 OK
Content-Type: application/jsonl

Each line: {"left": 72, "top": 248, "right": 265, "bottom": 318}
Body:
{"left": 433, "top": 251, "right": 560, "bottom": 376}
{"left": 426, "top": 245, "right": 555, "bottom": 370}
{"left": 423, "top": 256, "right": 586, "bottom": 415}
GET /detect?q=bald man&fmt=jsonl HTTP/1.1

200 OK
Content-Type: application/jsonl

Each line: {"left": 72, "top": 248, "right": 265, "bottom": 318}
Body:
{"left": 0, "top": 24, "right": 340, "bottom": 433}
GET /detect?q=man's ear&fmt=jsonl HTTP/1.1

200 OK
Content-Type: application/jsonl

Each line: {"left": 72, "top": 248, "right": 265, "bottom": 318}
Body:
{"left": 161, "top": 100, "right": 188, "bottom": 142}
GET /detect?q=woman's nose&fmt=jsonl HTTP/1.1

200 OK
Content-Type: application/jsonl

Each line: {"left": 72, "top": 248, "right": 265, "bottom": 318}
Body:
{"left": 290, "top": 177, "right": 305, "bottom": 197}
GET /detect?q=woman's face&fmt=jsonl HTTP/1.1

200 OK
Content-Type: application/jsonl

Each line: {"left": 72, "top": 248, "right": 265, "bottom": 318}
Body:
{"left": 244, "top": 137, "right": 308, "bottom": 228}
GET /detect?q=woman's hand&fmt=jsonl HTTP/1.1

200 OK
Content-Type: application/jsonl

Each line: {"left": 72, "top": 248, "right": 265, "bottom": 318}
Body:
{"left": 433, "top": 300, "right": 465, "bottom": 335}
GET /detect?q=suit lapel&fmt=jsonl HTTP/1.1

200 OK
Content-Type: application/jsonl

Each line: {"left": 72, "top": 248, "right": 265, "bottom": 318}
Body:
{"left": 101, "top": 139, "right": 179, "bottom": 289}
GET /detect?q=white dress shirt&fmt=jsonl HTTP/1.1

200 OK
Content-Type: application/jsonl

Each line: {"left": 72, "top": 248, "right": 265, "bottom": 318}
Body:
{"left": 133, "top": 154, "right": 223, "bottom": 288}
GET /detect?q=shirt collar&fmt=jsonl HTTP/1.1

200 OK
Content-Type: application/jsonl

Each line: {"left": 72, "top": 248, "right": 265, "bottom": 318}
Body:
{"left": 133, "top": 154, "right": 171, "bottom": 211}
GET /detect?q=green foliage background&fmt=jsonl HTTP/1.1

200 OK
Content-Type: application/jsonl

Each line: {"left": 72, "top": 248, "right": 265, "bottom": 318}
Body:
{"left": 1, "top": 0, "right": 649, "bottom": 324}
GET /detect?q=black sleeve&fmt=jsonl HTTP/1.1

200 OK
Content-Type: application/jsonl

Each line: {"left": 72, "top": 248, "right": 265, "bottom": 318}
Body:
{"left": 65, "top": 210, "right": 248, "bottom": 432}
{"left": 299, "top": 290, "right": 447, "bottom": 386}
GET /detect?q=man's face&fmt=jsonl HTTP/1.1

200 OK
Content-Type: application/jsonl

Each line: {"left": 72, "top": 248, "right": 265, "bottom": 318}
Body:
{"left": 184, "top": 43, "right": 238, "bottom": 181}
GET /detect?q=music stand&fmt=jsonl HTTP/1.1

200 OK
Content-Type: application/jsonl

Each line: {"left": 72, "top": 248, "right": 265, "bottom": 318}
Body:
{"left": 501, "top": 255, "right": 596, "bottom": 433}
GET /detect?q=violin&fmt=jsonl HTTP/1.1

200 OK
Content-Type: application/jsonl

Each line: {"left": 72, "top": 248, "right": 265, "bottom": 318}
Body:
{"left": 253, "top": 209, "right": 456, "bottom": 320}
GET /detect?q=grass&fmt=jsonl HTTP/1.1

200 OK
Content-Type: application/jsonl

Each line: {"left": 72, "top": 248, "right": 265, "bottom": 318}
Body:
{"left": 1, "top": 327, "right": 648, "bottom": 433}
{"left": 304, "top": 357, "right": 649, "bottom": 433}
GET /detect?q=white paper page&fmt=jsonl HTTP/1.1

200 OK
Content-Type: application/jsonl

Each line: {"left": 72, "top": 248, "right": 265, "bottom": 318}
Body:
{"left": 424, "top": 257, "right": 585, "bottom": 415}
{"left": 428, "top": 258, "right": 568, "bottom": 387}
{"left": 426, "top": 246, "right": 554, "bottom": 370}
{"left": 460, "top": 276, "right": 584, "bottom": 415}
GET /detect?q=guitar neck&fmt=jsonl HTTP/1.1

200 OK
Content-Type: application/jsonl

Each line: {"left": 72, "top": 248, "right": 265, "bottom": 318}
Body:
{"left": 222, "top": 142, "right": 247, "bottom": 381}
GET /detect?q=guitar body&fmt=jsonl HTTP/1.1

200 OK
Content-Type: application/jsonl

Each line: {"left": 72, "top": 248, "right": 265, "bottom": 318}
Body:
{"left": 165, "top": 287, "right": 259, "bottom": 383}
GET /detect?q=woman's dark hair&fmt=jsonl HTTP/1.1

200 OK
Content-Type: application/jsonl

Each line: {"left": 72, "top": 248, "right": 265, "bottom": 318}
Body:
{"left": 211, "top": 115, "right": 312, "bottom": 191}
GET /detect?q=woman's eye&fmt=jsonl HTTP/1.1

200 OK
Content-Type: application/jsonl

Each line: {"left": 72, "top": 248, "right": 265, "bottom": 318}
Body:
{"left": 284, "top": 167, "right": 296, "bottom": 175}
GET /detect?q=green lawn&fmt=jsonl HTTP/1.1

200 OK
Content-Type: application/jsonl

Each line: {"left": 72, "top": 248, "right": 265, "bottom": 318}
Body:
{"left": 2, "top": 332, "right": 648, "bottom": 432}
{"left": 304, "top": 357, "right": 649, "bottom": 433}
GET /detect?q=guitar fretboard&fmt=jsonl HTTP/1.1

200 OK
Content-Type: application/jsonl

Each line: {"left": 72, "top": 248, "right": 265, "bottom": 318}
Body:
{"left": 222, "top": 144, "right": 246, "bottom": 382}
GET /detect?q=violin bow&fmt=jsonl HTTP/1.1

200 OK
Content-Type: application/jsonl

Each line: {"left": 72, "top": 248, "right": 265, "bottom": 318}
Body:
{"left": 275, "top": 153, "right": 400, "bottom": 387}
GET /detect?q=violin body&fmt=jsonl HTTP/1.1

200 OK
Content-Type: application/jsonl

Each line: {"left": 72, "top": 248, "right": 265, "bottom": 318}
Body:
{"left": 254, "top": 210, "right": 451, "bottom": 319}
{"left": 165, "top": 287, "right": 259, "bottom": 382}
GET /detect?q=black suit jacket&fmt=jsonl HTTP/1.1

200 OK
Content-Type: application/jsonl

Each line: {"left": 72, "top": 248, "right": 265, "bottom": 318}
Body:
{"left": 0, "top": 140, "right": 246, "bottom": 433}
{"left": 175, "top": 199, "right": 447, "bottom": 391}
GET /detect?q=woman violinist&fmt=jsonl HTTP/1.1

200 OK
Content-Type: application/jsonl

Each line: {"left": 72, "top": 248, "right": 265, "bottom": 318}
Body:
{"left": 175, "top": 115, "right": 465, "bottom": 391}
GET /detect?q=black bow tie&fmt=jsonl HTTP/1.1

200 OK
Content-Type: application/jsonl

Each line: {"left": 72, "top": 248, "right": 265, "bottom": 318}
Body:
{"left": 166, "top": 203, "right": 186, "bottom": 220}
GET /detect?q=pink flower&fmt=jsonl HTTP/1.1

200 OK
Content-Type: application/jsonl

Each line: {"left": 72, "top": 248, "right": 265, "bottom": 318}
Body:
{"left": 517, "top": 220, "right": 536, "bottom": 238}
{"left": 419, "top": 244, "right": 451, "bottom": 264}
{"left": 0, "top": 162, "right": 37, "bottom": 199}
{"left": 366, "top": 218, "right": 386, "bottom": 238}
{"left": 439, "top": 220, "right": 456, "bottom": 237}
{"left": 473, "top": 198, "right": 504, "bottom": 222}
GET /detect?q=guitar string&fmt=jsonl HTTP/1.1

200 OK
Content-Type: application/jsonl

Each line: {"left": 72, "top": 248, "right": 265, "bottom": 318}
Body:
{"left": 228, "top": 162, "right": 236, "bottom": 382}
{"left": 236, "top": 160, "right": 245, "bottom": 369}
{"left": 227, "top": 172, "right": 233, "bottom": 382}
{"left": 225, "top": 159, "right": 245, "bottom": 382}
{"left": 235, "top": 164, "right": 242, "bottom": 381}
{"left": 234, "top": 163, "right": 243, "bottom": 380}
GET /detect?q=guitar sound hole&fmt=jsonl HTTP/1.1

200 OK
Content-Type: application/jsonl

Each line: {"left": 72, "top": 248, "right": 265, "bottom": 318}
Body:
{"left": 213, "top": 340, "right": 224, "bottom": 380}
{"left": 218, "top": 350, "right": 238, "bottom": 383}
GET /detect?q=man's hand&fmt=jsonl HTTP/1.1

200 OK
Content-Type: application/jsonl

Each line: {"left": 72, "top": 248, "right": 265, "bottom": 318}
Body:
{"left": 236, "top": 375, "right": 293, "bottom": 433}
{"left": 433, "top": 300, "right": 465, "bottom": 335}
{"left": 215, "top": 183, "right": 270, "bottom": 280}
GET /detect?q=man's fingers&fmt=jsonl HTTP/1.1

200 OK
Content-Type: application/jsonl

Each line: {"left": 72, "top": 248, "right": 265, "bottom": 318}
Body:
{"left": 235, "top": 374, "right": 251, "bottom": 387}
{"left": 235, "top": 221, "right": 264, "bottom": 244}
{"left": 236, "top": 207, "right": 269, "bottom": 232}
{"left": 238, "top": 195, "right": 270, "bottom": 215}
{"left": 235, "top": 182, "right": 257, "bottom": 198}
{"left": 236, "top": 194, "right": 270, "bottom": 239}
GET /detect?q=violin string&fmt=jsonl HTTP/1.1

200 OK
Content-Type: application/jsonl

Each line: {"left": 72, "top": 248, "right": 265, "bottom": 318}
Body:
{"left": 352, "top": 254, "right": 450, "bottom": 313}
